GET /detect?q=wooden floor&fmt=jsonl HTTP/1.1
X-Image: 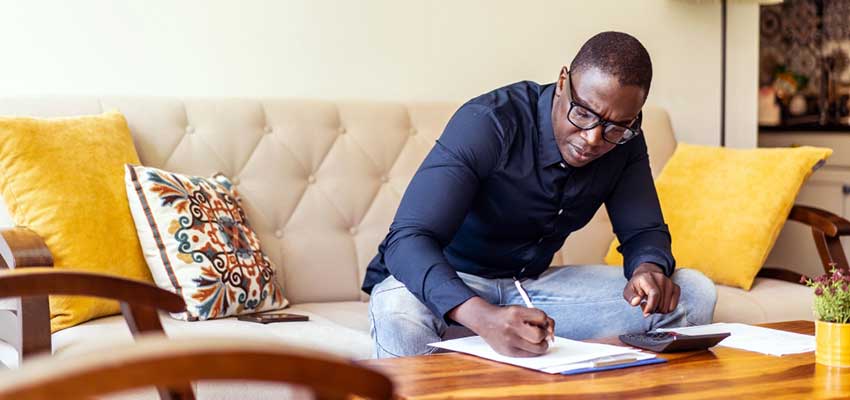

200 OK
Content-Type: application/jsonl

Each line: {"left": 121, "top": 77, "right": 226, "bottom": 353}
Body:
{"left": 362, "top": 321, "right": 850, "bottom": 399}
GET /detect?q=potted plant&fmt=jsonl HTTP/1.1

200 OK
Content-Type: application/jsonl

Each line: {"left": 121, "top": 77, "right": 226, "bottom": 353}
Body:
{"left": 802, "top": 266, "right": 850, "bottom": 367}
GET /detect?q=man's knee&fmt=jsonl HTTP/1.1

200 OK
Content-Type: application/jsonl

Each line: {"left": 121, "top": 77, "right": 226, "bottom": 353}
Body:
{"left": 672, "top": 268, "right": 717, "bottom": 325}
{"left": 369, "top": 277, "right": 444, "bottom": 358}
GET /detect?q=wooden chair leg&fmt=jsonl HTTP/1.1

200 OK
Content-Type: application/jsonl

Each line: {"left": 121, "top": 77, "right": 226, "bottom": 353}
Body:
{"left": 121, "top": 303, "right": 195, "bottom": 400}
{"left": 19, "top": 296, "right": 50, "bottom": 359}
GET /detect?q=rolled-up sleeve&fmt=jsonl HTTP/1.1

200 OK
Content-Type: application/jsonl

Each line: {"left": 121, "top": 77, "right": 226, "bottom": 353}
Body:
{"left": 604, "top": 135, "right": 676, "bottom": 279}
{"left": 383, "top": 104, "right": 506, "bottom": 321}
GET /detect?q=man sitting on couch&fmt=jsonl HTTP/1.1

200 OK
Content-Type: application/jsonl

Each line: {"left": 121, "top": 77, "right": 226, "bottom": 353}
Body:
{"left": 362, "top": 31, "right": 717, "bottom": 358}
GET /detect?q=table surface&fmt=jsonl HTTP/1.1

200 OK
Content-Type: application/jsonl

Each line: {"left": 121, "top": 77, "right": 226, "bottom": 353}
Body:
{"left": 362, "top": 321, "right": 850, "bottom": 399}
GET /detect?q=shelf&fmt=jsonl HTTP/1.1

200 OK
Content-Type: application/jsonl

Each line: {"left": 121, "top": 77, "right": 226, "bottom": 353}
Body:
{"left": 760, "top": 124, "right": 850, "bottom": 133}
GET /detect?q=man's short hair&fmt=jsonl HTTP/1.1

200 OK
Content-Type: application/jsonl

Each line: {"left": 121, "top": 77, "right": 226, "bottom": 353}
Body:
{"left": 569, "top": 31, "right": 652, "bottom": 96}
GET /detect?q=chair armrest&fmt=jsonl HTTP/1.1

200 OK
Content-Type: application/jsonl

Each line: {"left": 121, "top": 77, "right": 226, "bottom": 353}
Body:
{"left": 0, "top": 268, "right": 185, "bottom": 313}
{"left": 0, "top": 227, "right": 53, "bottom": 269}
{"left": 0, "top": 227, "right": 53, "bottom": 359}
{"left": 0, "top": 231, "right": 193, "bottom": 399}
{"left": 788, "top": 205, "right": 850, "bottom": 237}
{"left": 1, "top": 268, "right": 185, "bottom": 363}
{"left": 0, "top": 335, "right": 394, "bottom": 400}
{"left": 787, "top": 204, "right": 850, "bottom": 275}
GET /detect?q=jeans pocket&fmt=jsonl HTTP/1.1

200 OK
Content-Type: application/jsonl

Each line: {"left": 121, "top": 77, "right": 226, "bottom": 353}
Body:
{"left": 371, "top": 276, "right": 406, "bottom": 297}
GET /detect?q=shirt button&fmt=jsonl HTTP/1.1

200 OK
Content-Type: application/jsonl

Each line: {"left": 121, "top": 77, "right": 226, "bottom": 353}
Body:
{"left": 538, "top": 237, "right": 544, "bottom": 244}
{"left": 559, "top": 162, "right": 566, "bottom": 169}
{"left": 557, "top": 209, "right": 563, "bottom": 216}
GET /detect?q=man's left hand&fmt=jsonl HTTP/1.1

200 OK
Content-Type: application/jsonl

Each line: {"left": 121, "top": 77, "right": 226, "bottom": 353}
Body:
{"left": 623, "top": 263, "right": 680, "bottom": 317}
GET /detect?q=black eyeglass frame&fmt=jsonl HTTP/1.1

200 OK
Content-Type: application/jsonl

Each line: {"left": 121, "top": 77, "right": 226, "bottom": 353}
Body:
{"left": 563, "top": 68, "right": 643, "bottom": 145}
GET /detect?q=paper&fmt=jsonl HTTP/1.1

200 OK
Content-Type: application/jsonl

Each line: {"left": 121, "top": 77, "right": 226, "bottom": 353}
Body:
{"left": 657, "top": 323, "right": 815, "bottom": 356}
{"left": 428, "top": 336, "right": 645, "bottom": 373}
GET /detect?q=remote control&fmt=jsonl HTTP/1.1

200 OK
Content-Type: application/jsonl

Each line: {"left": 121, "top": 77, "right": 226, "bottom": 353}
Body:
{"left": 618, "top": 331, "right": 730, "bottom": 353}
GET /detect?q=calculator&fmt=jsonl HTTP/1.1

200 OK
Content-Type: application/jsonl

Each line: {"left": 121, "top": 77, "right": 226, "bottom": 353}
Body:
{"left": 618, "top": 331, "right": 731, "bottom": 353}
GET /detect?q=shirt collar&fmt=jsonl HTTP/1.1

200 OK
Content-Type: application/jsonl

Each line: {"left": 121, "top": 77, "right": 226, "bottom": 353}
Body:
{"left": 537, "top": 83, "right": 566, "bottom": 168}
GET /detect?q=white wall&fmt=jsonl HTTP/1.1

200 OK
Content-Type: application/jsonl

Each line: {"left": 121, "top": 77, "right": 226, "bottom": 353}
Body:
{"left": 0, "top": 0, "right": 757, "bottom": 147}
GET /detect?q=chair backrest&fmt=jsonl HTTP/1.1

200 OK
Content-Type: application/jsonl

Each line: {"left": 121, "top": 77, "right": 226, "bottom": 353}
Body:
{"left": 0, "top": 98, "right": 678, "bottom": 303}
{"left": 0, "top": 267, "right": 191, "bottom": 399}
{"left": 0, "top": 335, "right": 394, "bottom": 400}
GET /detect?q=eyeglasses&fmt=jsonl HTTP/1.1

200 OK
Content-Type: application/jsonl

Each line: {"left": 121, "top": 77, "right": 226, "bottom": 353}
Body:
{"left": 563, "top": 68, "right": 642, "bottom": 145}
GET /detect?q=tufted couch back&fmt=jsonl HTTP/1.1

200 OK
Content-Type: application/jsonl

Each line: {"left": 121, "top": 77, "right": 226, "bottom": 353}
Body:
{"left": 0, "top": 98, "right": 677, "bottom": 304}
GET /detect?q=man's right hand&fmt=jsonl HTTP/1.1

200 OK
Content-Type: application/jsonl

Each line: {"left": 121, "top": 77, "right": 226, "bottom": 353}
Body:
{"left": 448, "top": 296, "right": 554, "bottom": 357}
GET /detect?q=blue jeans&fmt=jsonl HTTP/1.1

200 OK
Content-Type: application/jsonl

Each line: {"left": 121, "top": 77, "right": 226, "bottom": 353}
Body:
{"left": 368, "top": 265, "right": 717, "bottom": 358}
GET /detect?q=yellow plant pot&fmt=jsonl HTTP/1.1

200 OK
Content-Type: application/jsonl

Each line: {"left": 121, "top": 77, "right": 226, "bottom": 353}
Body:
{"left": 816, "top": 320, "right": 850, "bottom": 368}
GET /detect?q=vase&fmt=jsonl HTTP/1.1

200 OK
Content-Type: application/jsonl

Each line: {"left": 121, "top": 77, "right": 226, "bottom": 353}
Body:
{"left": 816, "top": 320, "right": 850, "bottom": 368}
{"left": 789, "top": 94, "right": 807, "bottom": 116}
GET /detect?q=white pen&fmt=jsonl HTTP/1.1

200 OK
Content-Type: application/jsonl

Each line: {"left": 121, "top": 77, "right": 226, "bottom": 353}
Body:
{"left": 514, "top": 278, "right": 555, "bottom": 345}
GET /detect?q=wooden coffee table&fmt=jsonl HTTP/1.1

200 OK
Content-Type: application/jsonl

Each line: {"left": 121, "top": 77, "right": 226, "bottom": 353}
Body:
{"left": 362, "top": 321, "right": 850, "bottom": 399}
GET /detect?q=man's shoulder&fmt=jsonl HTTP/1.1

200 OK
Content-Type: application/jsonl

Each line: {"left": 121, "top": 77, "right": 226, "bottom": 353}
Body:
{"left": 463, "top": 80, "right": 547, "bottom": 120}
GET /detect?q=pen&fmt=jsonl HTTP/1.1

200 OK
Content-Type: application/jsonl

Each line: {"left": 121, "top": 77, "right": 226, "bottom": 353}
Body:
{"left": 513, "top": 278, "right": 555, "bottom": 345}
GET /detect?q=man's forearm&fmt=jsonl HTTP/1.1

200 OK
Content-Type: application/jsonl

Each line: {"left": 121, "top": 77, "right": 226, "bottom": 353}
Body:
{"left": 446, "top": 296, "right": 491, "bottom": 331}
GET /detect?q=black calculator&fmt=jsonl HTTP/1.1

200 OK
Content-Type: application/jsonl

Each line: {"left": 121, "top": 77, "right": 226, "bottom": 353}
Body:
{"left": 618, "top": 331, "right": 731, "bottom": 353}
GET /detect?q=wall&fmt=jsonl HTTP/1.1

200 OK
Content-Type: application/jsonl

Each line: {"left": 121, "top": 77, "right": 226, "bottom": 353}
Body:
{"left": 0, "top": 0, "right": 757, "bottom": 147}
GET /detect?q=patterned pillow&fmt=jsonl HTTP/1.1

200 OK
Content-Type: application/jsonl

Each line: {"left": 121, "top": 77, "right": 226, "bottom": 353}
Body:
{"left": 124, "top": 164, "right": 288, "bottom": 320}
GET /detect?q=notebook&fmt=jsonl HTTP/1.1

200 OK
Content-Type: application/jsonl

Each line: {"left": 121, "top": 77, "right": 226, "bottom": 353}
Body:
{"left": 428, "top": 335, "right": 659, "bottom": 374}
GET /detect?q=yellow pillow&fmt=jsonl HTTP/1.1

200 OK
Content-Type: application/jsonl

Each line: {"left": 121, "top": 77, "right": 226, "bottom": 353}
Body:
{"left": 604, "top": 143, "right": 832, "bottom": 290}
{"left": 0, "top": 111, "right": 154, "bottom": 332}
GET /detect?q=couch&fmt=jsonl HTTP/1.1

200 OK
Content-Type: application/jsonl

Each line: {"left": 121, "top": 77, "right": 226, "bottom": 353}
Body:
{"left": 0, "top": 97, "right": 835, "bottom": 374}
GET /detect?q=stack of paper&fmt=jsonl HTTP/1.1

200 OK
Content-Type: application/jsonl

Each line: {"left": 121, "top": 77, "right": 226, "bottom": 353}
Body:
{"left": 657, "top": 323, "right": 815, "bottom": 356}
{"left": 428, "top": 336, "right": 653, "bottom": 374}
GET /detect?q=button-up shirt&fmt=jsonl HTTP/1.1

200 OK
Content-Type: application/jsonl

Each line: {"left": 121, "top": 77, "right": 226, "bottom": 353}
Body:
{"left": 361, "top": 81, "right": 675, "bottom": 321}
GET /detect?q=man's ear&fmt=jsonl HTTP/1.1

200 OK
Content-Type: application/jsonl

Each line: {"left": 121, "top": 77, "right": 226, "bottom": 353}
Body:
{"left": 555, "top": 66, "right": 569, "bottom": 97}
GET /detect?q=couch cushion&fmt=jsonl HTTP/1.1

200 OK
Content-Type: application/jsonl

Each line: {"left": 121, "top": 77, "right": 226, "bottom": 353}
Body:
{"left": 714, "top": 278, "right": 814, "bottom": 324}
{"left": 0, "top": 111, "right": 155, "bottom": 332}
{"left": 125, "top": 165, "right": 288, "bottom": 320}
{"left": 605, "top": 144, "right": 832, "bottom": 290}
{"left": 51, "top": 302, "right": 373, "bottom": 361}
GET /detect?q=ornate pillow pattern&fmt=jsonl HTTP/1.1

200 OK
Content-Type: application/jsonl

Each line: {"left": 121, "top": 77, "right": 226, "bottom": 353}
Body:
{"left": 125, "top": 165, "right": 287, "bottom": 320}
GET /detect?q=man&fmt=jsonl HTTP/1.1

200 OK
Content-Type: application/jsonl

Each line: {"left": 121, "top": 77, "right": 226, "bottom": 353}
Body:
{"left": 362, "top": 32, "right": 717, "bottom": 358}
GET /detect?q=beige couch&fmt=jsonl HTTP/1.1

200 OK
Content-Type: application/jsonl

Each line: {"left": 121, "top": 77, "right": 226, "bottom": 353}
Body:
{"left": 0, "top": 97, "right": 817, "bottom": 371}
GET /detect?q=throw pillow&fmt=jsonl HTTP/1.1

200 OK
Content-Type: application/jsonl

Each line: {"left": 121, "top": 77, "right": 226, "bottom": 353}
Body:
{"left": 0, "top": 111, "right": 154, "bottom": 332}
{"left": 604, "top": 143, "right": 832, "bottom": 290}
{"left": 125, "top": 165, "right": 287, "bottom": 320}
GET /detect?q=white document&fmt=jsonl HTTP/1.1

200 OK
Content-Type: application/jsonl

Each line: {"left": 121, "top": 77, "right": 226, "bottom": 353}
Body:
{"left": 428, "top": 336, "right": 645, "bottom": 374}
{"left": 657, "top": 323, "right": 815, "bottom": 356}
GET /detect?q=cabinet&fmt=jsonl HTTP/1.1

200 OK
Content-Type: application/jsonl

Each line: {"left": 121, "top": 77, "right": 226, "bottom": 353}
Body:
{"left": 759, "top": 132, "right": 850, "bottom": 278}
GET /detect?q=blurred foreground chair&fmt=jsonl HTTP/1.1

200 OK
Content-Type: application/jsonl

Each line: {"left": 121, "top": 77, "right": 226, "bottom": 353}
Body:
{"left": 0, "top": 335, "right": 394, "bottom": 400}
{"left": 0, "top": 267, "right": 194, "bottom": 399}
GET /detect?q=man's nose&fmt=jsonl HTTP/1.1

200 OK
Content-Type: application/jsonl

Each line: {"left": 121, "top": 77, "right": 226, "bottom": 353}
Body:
{"left": 580, "top": 125, "right": 604, "bottom": 146}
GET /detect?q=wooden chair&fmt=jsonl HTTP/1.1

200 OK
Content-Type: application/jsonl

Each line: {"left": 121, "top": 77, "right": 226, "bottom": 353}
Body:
{"left": 0, "top": 335, "right": 394, "bottom": 400}
{"left": 757, "top": 205, "right": 850, "bottom": 282}
{"left": 0, "top": 250, "right": 194, "bottom": 399}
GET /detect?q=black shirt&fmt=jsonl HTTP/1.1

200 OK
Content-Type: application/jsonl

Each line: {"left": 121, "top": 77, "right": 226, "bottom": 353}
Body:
{"left": 362, "top": 81, "right": 674, "bottom": 321}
